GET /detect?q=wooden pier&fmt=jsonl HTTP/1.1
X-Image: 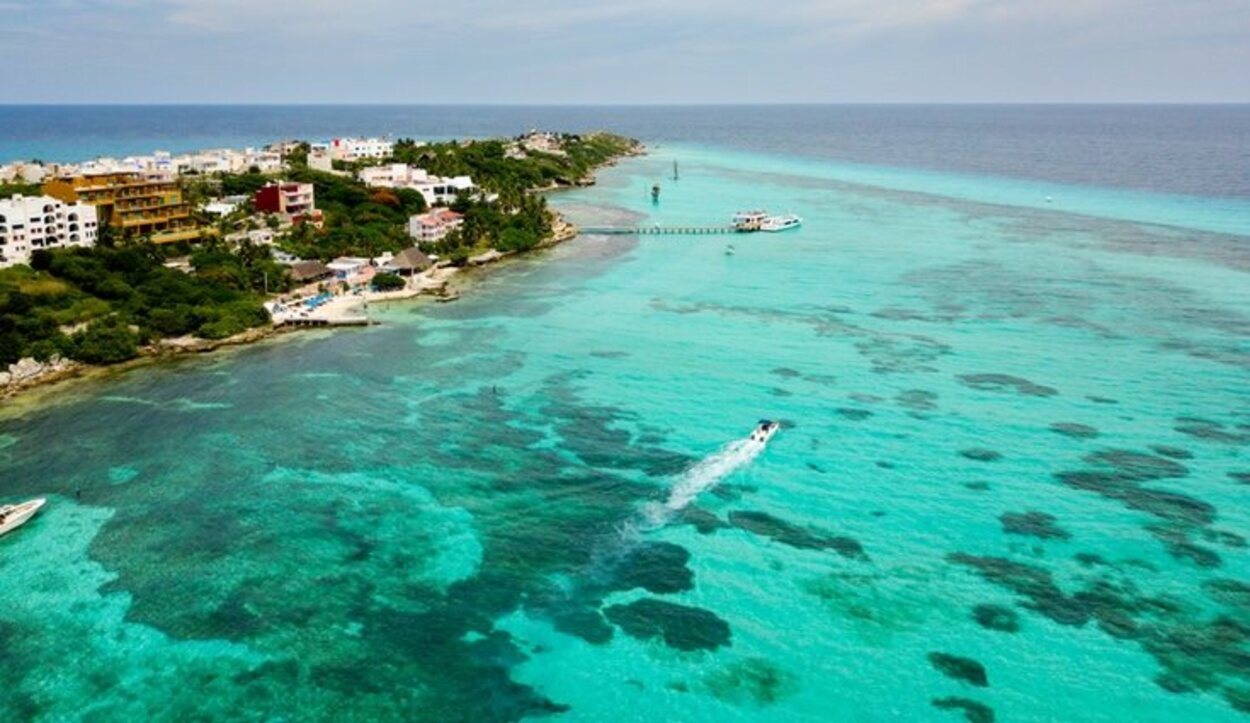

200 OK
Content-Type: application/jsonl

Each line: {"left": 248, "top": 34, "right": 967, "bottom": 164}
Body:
{"left": 580, "top": 225, "right": 738, "bottom": 236}
{"left": 277, "top": 316, "right": 372, "bottom": 328}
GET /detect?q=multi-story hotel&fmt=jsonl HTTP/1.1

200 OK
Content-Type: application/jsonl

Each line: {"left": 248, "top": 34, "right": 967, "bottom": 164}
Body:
{"left": 43, "top": 172, "right": 203, "bottom": 244}
{"left": 0, "top": 194, "right": 99, "bottom": 268}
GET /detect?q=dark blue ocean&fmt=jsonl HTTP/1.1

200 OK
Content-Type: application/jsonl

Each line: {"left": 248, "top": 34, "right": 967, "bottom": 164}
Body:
{"left": 2, "top": 104, "right": 1249, "bottom": 199}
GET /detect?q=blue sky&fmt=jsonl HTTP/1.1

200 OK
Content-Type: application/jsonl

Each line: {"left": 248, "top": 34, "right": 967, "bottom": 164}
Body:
{"left": 4, "top": 0, "right": 1249, "bottom": 103}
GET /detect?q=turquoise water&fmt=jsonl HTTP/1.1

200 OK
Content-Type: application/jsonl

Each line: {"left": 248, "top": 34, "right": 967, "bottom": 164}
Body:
{"left": 2, "top": 143, "right": 1250, "bottom": 721}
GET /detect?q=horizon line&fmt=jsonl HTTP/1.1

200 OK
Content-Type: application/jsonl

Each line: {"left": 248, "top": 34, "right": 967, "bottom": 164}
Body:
{"left": 2, "top": 101, "right": 1249, "bottom": 108}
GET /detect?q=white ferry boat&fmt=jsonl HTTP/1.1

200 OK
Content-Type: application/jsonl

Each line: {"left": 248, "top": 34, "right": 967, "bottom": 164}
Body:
{"left": 0, "top": 498, "right": 46, "bottom": 538}
{"left": 761, "top": 214, "right": 802, "bottom": 232}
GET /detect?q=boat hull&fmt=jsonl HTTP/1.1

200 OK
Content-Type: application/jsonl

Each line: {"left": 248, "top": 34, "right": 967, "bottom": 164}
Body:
{"left": 761, "top": 215, "right": 802, "bottom": 232}
{"left": 750, "top": 421, "right": 780, "bottom": 444}
{"left": 0, "top": 498, "right": 46, "bottom": 537}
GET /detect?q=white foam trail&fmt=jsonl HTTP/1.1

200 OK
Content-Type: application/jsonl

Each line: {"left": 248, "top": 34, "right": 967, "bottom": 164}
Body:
{"left": 638, "top": 436, "right": 767, "bottom": 529}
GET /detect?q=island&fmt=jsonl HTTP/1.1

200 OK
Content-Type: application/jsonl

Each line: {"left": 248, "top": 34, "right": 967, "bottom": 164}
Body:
{"left": 0, "top": 131, "right": 643, "bottom": 399}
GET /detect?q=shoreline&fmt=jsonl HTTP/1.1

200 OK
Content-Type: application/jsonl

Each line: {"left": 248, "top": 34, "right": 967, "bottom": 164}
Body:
{"left": 0, "top": 145, "right": 641, "bottom": 410}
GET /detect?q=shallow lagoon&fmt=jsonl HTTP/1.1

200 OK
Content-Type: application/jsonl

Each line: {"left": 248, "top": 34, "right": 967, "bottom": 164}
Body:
{"left": 2, "top": 141, "right": 1249, "bottom": 721}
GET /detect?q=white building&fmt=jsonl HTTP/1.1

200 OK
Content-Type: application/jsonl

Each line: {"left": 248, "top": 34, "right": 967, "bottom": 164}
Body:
{"left": 0, "top": 195, "right": 99, "bottom": 268}
{"left": 359, "top": 164, "right": 477, "bottom": 207}
{"left": 226, "top": 228, "right": 277, "bottom": 246}
{"left": 516, "top": 131, "right": 568, "bottom": 157}
{"left": 45, "top": 147, "right": 285, "bottom": 180}
{"left": 308, "top": 146, "right": 334, "bottom": 172}
{"left": 203, "top": 196, "right": 248, "bottom": 217}
{"left": 408, "top": 209, "right": 465, "bottom": 244}
{"left": 270, "top": 248, "right": 300, "bottom": 265}
{"left": 0, "top": 162, "right": 49, "bottom": 184}
{"left": 313, "top": 137, "right": 394, "bottom": 163}
{"left": 327, "top": 257, "right": 369, "bottom": 279}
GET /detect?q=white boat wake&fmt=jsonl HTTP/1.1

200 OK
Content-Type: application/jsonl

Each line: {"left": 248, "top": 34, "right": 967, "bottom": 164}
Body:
{"left": 576, "top": 423, "right": 779, "bottom": 595}
{"left": 635, "top": 428, "right": 772, "bottom": 531}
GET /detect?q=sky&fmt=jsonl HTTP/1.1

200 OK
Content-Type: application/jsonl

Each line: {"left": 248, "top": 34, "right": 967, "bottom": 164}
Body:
{"left": 3, "top": 0, "right": 1249, "bottom": 103}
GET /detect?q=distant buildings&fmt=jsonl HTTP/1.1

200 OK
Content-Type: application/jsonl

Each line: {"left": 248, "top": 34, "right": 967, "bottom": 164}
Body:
{"left": 308, "top": 146, "right": 334, "bottom": 173}
{"left": 0, "top": 194, "right": 99, "bottom": 268}
{"left": 43, "top": 172, "right": 202, "bottom": 244}
{"left": 252, "top": 182, "right": 323, "bottom": 226}
{"left": 407, "top": 209, "right": 464, "bottom": 244}
{"left": 14, "top": 148, "right": 286, "bottom": 180}
{"left": 311, "top": 138, "right": 394, "bottom": 164}
{"left": 0, "top": 162, "right": 49, "bottom": 184}
{"left": 510, "top": 131, "right": 569, "bottom": 158}
{"left": 359, "top": 164, "right": 477, "bottom": 207}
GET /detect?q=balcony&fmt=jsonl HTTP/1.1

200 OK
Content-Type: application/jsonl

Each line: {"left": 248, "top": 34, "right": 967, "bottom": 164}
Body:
{"left": 150, "top": 227, "right": 205, "bottom": 244}
{"left": 118, "top": 206, "right": 191, "bottom": 224}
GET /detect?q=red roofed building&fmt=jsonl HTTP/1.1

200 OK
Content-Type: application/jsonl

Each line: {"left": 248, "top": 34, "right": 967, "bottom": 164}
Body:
{"left": 253, "top": 182, "right": 324, "bottom": 227}
{"left": 407, "top": 209, "right": 464, "bottom": 244}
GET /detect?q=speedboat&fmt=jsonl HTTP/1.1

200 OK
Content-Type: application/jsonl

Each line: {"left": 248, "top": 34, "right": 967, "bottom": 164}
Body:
{"left": 0, "top": 498, "right": 46, "bottom": 538}
{"left": 732, "top": 210, "right": 768, "bottom": 232}
{"left": 761, "top": 214, "right": 802, "bottom": 232}
{"left": 751, "top": 420, "right": 780, "bottom": 444}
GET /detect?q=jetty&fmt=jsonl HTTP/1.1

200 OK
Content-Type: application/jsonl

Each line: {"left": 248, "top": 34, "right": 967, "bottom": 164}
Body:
{"left": 270, "top": 293, "right": 373, "bottom": 328}
{"left": 581, "top": 225, "right": 738, "bottom": 236}
{"left": 278, "top": 315, "right": 371, "bottom": 328}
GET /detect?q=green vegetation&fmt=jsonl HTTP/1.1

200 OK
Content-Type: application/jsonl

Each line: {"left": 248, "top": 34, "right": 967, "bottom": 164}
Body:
{"left": 213, "top": 132, "right": 635, "bottom": 265}
{"left": 265, "top": 171, "right": 426, "bottom": 262}
{"left": 431, "top": 195, "right": 551, "bottom": 263}
{"left": 0, "top": 181, "right": 42, "bottom": 200}
{"left": 370, "top": 273, "right": 405, "bottom": 291}
{"left": 219, "top": 171, "right": 272, "bottom": 198}
{"left": 392, "top": 132, "right": 636, "bottom": 201}
{"left": 188, "top": 240, "right": 294, "bottom": 296}
{"left": 398, "top": 133, "right": 635, "bottom": 262}
{"left": 0, "top": 245, "right": 272, "bottom": 366}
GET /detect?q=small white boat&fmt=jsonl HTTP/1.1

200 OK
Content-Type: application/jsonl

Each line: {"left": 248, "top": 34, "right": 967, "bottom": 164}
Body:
{"left": 725, "top": 244, "right": 736, "bottom": 256}
{"left": 761, "top": 214, "right": 802, "bottom": 232}
{"left": 751, "top": 420, "right": 780, "bottom": 444}
{"left": 0, "top": 498, "right": 46, "bottom": 538}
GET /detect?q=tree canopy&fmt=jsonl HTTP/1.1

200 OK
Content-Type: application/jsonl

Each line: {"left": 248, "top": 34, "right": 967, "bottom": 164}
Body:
{"left": 0, "top": 245, "right": 271, "bottom": 366}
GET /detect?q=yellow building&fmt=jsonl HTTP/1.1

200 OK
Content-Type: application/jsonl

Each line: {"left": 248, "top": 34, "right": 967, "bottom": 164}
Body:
{"left": 43, "top": 172, "right": 204, "bottom": 244}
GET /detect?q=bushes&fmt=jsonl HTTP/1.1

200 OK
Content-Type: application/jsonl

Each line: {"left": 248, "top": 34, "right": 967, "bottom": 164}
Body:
{"left": 371, "top": 273, "right": 405, "bottom": 291}
{"left": 0, "top": 182, "right": 42, "bottom": 200}
{"left": 218, "top": 171, "right": 271, "bottom": 197}
{"left": 70, "top": 318, "right": 139, "bottom": 364}
{"left": 147, "top": 306, "right": 197, "bottom": 337}
{"left": 497, "top": 227, "right": 540, "bottom": 253}
{"left": 193, "top": 300, "right": 269, "bottom": 340}
{"left": 0, "top": 246, "right": 271, "bottom": 366}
